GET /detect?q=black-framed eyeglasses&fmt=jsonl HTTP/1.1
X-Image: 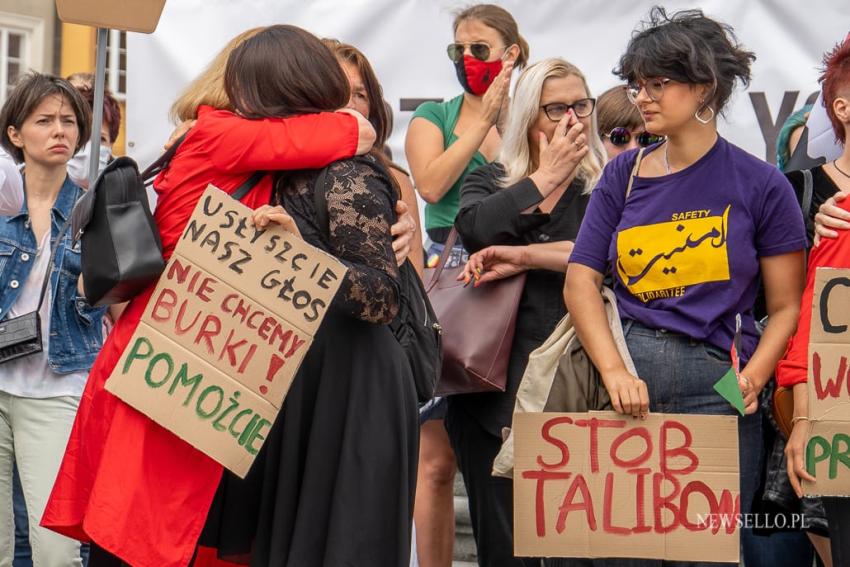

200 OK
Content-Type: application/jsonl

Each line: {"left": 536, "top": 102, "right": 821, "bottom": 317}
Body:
{"left": 447, "top": 42, "right": 501, "bottom": 62}
{"left": 604, "top": 127, "right": 665, "bottom": 147}
{"left": 626, "top": 78, "right": 672, "bottom": 103}
{"left": 541, "top": 99, "right": 596, "bottom": 121}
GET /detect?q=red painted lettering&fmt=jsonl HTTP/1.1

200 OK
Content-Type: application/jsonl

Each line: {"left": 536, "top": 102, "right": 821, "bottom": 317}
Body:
{"left": 628, "top": 468, "right": 652, "bottom": 534}
{"left": 166, "top": 258, "right": 191, "bottom": 284}
{"left": 652, "top": 472, "right": 681, "bottom": 534}
{"left": 602, "top": 472, "right": 630, "bottom": 535}
{"left": 151, "top": 288, "right": 178, "bottom": 322}
{"left": 194, "top": 315, "right": 222, "bottom": 354}
{"left": 555, "top": 474, "right": 596, "bottom": 534}
{"left": 575, "top": 418, "right": 626, "bottom": 473}
{"left": 660, "top": 420, "right": 699, "bottom": 475}
{"left": 285, "top": 333, "right": 306, "bottom": 359}
{"left": 174, "top": 300, "right": 201, "bottom": 335}
{"left": 521, "top": 470, "right": 572, "bottom": 537}
{"left": 812, "top": 351, "right": 848, "bottom": 400}
{"left": 610, "top": 427, "right": 653, "bottom": 469}
{"left": 195, "top": 276, "right": 217, "bottom": 302}
{"left": 538, "top": 416, "right": 573, "bottom": 469}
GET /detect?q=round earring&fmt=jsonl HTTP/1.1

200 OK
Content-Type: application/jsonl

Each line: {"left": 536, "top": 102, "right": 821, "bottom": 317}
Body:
{"left": 695, "top": 106, "right": 715, "bottom": 124}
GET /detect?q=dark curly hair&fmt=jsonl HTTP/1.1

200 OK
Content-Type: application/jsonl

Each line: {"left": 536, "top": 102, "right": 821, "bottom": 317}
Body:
{"left": 614, "top": 6, "right": 755, "bottom": 116}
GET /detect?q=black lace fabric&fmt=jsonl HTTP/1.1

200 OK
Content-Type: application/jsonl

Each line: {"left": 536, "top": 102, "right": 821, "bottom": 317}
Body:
{"left": 274, "top": 156, "right": 400, "bottom": 324}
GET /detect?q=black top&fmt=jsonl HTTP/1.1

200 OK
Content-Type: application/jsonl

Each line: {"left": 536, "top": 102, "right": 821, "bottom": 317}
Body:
{"left": 450, "top": 162, "right": 590, "bottom": 435}
{"left": 753, "top": 164, "right": 840, "bottom": 321}
{"left": 786, "top": 165, "right": 841, "bottom": 247}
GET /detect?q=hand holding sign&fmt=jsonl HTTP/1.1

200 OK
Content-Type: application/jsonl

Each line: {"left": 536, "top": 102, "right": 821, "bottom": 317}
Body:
{"left": 106, "top": 186, "right": 347, "bottom": 477}
{"left": 601, "top": 368, "right": 649, "bottom": 419}
{"left": 250, "top": 204, "right": 301, "bottom": 238}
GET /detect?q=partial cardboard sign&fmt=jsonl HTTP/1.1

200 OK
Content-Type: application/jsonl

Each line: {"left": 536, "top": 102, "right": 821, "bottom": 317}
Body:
{"left": 513, "top": 412, "right": 740, "bottom": 563}
{"left": 56, "top": 0, "right": 166, "bottom": 33}
{"left": 107, "top": 185, "right": 346, "bottom": 477}
{"left": 804, "top": 267, "right": 850, "bottom": 496}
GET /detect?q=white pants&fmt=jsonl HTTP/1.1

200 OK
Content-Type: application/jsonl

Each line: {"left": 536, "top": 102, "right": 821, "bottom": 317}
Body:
{"left": 0, "top": 392, "right": 82, "bottom": 567}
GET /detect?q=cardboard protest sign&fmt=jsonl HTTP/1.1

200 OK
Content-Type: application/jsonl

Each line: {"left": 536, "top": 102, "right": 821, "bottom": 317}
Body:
{"left": 106, "top": 185, "right": 346, "bottom": 477}
{"left": 56, "top": 0, "right": 167, "bottom": 33}
{"left": 513, "top": 412, "right": 740, "bottom": 563}
{"left": 804, "top": 268, "right": 850, "bottom": 497}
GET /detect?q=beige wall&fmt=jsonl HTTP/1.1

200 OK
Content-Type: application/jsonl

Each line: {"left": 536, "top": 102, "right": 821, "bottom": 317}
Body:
{"left": 0, "top": 0, "right": 56, "bottom": 73}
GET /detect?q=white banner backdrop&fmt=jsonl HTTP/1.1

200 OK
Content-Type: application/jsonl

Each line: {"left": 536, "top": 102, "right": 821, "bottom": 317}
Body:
{"left": 127, "top": 0, "right": 849, "bottom": 175}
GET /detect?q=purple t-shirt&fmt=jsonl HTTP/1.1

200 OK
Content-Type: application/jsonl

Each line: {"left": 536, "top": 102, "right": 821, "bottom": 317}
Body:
{"left": 570, "top": 137, "right": 806, "bottom": 359}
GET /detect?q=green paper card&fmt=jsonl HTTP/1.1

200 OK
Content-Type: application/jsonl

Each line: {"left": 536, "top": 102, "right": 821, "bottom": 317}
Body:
{"left": 714, "top": 367, "right": 745, "bottom": 416}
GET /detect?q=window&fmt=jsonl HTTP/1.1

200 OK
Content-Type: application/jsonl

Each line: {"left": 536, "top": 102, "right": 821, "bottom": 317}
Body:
{"left": 0, "top": 12, "right": 43, "bottom": 104}
{"left": 106, "top": 29, "right": 126, "bottom": 99}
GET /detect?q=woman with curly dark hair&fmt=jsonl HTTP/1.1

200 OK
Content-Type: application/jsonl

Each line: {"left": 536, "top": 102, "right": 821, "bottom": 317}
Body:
{"left": 565, "top": 7, "right": 807, "bottom": 565}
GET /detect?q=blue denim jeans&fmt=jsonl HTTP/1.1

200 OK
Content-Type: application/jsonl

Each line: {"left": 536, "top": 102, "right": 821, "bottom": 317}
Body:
{"left": 563, "top": 322, "right": 763, "bottom": 567}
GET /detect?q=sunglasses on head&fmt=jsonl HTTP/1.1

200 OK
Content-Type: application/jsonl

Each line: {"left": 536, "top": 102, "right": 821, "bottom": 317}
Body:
{"left": 605, "top": 127, "right": 665, "bottom": 147}
{"left": 447, "top": 42, "right": 497, "bottom": 62}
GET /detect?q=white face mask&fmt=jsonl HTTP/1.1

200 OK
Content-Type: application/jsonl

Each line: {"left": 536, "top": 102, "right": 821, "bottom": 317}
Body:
{"left": 67, "top": 141, "right": 112, "bottom": 189}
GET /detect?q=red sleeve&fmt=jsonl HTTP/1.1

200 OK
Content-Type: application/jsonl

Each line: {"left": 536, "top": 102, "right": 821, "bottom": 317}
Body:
{"left": 776, "top": 200, "right": 850, "bottom": 387}
{"left": 202, "top": 109, "right": 359, "bottom": 172}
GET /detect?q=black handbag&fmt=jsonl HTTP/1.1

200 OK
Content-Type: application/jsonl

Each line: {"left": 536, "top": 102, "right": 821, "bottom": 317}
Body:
{"left": 311, "top": 164, "right": 442, "bottom": 404}
{"left": 71, "top": 134, "right": 265, "bottom": 306}
{"left": 0, "top": 216, "right": 72, "bottom": 365}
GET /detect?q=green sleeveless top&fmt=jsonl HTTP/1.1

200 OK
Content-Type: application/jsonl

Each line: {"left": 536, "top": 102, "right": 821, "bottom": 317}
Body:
{"left": 411, "top": 94, "right": 490, "bottom": 232}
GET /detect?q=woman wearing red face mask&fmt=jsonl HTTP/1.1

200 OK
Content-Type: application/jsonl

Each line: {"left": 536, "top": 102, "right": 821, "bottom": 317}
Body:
{"left": 404, "top": 4, "right": 528, "bottom": 566}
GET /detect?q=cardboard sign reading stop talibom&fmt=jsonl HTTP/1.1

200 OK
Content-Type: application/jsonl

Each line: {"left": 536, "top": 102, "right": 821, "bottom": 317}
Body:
{"left": 513, "top": 412, "right": 740, "bottom": 563}
{"left": 804, "top": 268, "right": 850, "bottom": 497}
{"left": 106, "top": 185, "right": 346, "bottom": 477}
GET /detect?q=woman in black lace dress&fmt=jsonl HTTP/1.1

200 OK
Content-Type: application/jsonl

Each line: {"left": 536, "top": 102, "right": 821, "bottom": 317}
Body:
{"left": 199, "top": 26, "right": 418, "bottom": 567}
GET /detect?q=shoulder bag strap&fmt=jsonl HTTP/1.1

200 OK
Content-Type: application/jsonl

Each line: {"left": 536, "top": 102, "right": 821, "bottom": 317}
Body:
{"left": 801, "top": 168, "right": 814, "bottom": 234}
{"left": 312, "top": 167, "right": 332, "bottom": 237}
{"left": 425, "top": 227, "right": 458, "bottom": 293}
{"left": 36, "top": 205, "right": 75, "bottom": 313}
{"left": 625, "top": 148, "right": 646, "bottom": 201}
{"left": 231, "top": 171, "right": 267, "bottom": 202}
{"left": 140, "top": 132, "right": 188, "bottom": 184}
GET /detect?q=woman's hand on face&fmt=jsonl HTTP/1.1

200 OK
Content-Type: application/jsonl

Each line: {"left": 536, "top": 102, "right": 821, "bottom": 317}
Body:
{"left": 457, "top": 245, "right": 528, "bottom": 286}
{"left": 164, "top": 120, "right": 197, "bottom": 150}
{"left": 336, "top": 108, "right": 376, "bottom": 155}
{"left": 601, "top": 368, "right": 649, "bottom": 419}
{"left": 531, "top": 112, "right": 588, "bottom": 196}
{"left": 813, "top": 190, "right": 850, "bottom": 245}
{"left": 391, "top": 200, "right": 417, "bottom": 266}
{"left": 479, "top": 61, "right": 514, "bottom": 126}
{"left": 785, "top": 419, "right": 816, "bottom": 498}
{"left": 249, "top": 205, "right": 301, "bottom": 238}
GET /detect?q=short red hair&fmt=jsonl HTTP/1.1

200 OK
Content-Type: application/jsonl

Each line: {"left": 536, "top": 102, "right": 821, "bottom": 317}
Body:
{"left": 820, "top": 36, "right": 850, "bottom": 143}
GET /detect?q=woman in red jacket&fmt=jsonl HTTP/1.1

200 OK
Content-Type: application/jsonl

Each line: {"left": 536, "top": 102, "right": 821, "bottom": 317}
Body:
{"left": 777, "top": 38, "right": 850, "bottom": 567}
{"left": 41, "top": 27, "right": 374, "bottom": 567}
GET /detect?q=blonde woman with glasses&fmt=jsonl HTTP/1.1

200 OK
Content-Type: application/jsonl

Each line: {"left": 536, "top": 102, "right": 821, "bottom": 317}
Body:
{"left": 450, "top": 57, "right": 604, "bottom": 567}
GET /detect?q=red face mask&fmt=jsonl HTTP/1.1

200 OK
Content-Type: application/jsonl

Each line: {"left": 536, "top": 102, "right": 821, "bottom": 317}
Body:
{"left": 453, "top": 54, "right": 503, "bottom": 96}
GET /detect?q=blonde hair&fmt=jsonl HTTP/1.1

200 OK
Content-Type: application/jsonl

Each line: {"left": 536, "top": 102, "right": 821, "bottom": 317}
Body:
{"left": 498, "top": 58, "right": 605, "bottom": 194}
{"left": 169, "top": 27, "right": 265, "bottom": 123}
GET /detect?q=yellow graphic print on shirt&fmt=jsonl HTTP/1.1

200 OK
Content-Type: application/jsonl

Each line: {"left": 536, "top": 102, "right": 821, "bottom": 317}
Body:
{"left": 616, "top": 205, "right": 731, "bottom": 303}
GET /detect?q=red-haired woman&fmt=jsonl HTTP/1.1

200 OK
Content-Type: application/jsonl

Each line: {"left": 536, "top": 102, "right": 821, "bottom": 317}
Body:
{"left": 778, "top": 37, "right": 850, "bottom": 567}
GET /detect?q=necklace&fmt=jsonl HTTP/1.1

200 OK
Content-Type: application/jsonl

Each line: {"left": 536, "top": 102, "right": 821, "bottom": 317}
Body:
{"left": 663, "top": 142, "right": 672, "bottom": 174}
{"left": 833, "top": 159, "right": 850, "bottom": 179}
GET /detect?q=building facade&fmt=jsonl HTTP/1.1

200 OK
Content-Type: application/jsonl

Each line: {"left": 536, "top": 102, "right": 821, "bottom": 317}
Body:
{"left": 0, "top": 0, "right": 126, "bottom": 154}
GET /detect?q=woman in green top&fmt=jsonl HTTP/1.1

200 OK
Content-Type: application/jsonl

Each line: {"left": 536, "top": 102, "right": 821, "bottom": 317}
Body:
{"left": 404, "top": 4, "right": 528, "bottom": 567}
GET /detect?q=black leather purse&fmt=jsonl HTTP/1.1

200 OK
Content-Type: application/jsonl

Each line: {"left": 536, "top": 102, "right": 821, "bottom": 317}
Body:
{"left": 71, "top": 134, "right": 264, "bottom": 306}
{"left": 0, "top": 218, "right": 71, "bottom": 365}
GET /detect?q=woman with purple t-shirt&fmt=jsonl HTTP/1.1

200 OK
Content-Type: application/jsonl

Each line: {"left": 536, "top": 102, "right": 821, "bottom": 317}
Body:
{"left": 564, "top": 8, "right": 806, "bottom": 566}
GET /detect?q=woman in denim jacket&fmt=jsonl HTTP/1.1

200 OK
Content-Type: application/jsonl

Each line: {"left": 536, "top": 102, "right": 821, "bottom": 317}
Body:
{"left": 0, "top": 72, "right": 106, "bottom": 566}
